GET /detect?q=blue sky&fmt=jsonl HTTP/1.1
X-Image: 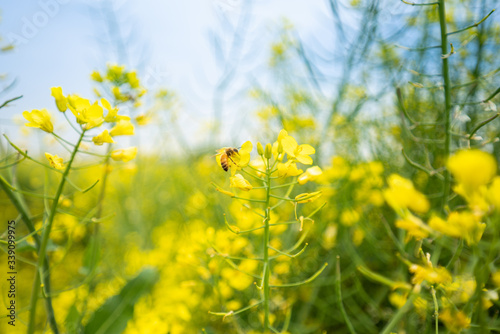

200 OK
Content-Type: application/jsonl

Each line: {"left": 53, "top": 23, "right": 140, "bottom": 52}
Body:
{"left": 0, "top": 0, "right": 335, "bottom": 152}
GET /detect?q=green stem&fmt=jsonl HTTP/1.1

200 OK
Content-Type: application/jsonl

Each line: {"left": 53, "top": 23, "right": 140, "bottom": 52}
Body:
{"left": 431, "top": 286, "right": 439, "bottom": 334}
{"left": 262, "top": 157, "right": 272, "bottom": 332}
{"left": 336, "top": 257, "right": 357, "bottom": 334}
{"left": 28, "top": 130, "right": 85, "bottom": 334}
{"left": 438, "top": 0, "right": 452, "bottom": 209}
{"left": 0, "top": 176, "right": 58, "bottom": 331}
{"left": 380, "top": 292, "right": 417, "bottom": 334}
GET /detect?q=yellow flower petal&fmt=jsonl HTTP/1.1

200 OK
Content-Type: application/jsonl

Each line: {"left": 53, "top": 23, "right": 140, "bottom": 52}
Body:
{"left": 278, "top": 161, "right": 303, "bottom": 178}
{"left": 277, "top": 129, "right": 288, "bottom": 142}
{"left": 50, "top": 87, "right": 67, "bottom": 112}
{"left": 409, "top": 264, "right": 451, "bottom": 285}
{"left": 384, "top": 174, "right": 429, "bottom": 214}
{"left": 91, "top": 71, "right": 103, "bottom": 82}
{"left": 281, "top": 135, "right": 298, "bottom": 157}
{"left": 110, "top": 120, "right": 135, "bottom": 136}
{"left": 229, "top": 174, "right": 253, "bottom": 191}
{"left": 431, "top": 211, "right": 485, "bottom": 245}
{"left": 298, "top": 144, "right": 315, "bottom": 155}
{"left": 92, "top": 129, "right": 115, "bottom": 146}
{"left": 439, "top": 309, "right": 470, "bottom": 333}
{"left": 45, "top": 152, "right": 64, "bottom": 170}
{"left": 111, "top": 147, "right": 137, "bottom": 162}
{"left": 488, "top": 177, "right": 500, "bottom": 209}
{"left": 298, "top": 166, "right": 323, "bottom": 185}
{"left": 295, "top": 154, "right": 313, "bottom": 165}
{"left": 238, "top": 141, "right": 253, "bottom": 167}
{"left": 448, "top": 150, "right": 497, "bottom": 192}
{"left": 23, "top": 109, "right": 53, "bottom": 133}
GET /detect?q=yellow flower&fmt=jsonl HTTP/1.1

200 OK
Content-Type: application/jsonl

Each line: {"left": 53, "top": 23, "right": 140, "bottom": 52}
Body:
{"left": 439, "top": 309, "right": 470, "bottom": 333}
{"left": 112, "top": 86, "right": 128, "bottom": 102}
{"left": 222, "top": 260, "right": 258, "bottom": 290}
{"left": 298, "top": 166, "right": 323, "bottom": 185}
{"left": 215, "top": 141, "right": 252, "bottom": 176}
{"left": 409, "top": 264, "right": 452, "bottom": 285}
{"left": 413, "top": 297, "right": 428, "bottom": 318}
{"left": 428, "top": 215, "right": 460, "bottom": 238}
{"left": 389, "top": 292, "right": 408, "bottom": 309}
{"left": 395, "top": 214, "right": 431, "bottom": 242}
{"left": 430, "top": 212, "right": 485, "bottom": 245}
{"left": 23, "top": 109, "right": 53, "bottom": 133}
{"left": 92, "top": 130, "right": 115, "bottom": 146}
{"left": 279, "top": 130, "right": 315, "bottom": 165}
{"left": 111, "top": 147, "right": 137, "bottom": 162}
{"left": 237, "top": 141, "right": 252, "bottom": 168}
{"left": 352, "top": 227, "right": 365, "bottom": 246}
{"left": 102, "top": 98, "right": 130, "bottom": 123}
{"left": 328, "top": 156, "right": 349, "bottom": 179}
{"left": 50, "top": 87, "right": 67, "bottom": 112}
{"left": 453, "top": 183, "right": 490, "bottom": 214}
{"left": 441, "top": 276, "right": 476, "bottom": 304}
{"left": 110, "top": 120, "right": 135, "bottom": 136}
{"left": 67, "top": 96, "right": 104, "bottom": 129}
{"left": 126, "top": 71, "right": 140, "bottom": 89}
{"left": 229, "top": 174, "right": 253, "bottom": 191}
{"left": 448, "top": 150, "right": 497, "bottom": 192}
{"left": 45, "top": 152, "right": 64, "bottom": 170}
{"left": 340, "top": 208, "right": 360, "bottom": 226}
{"left": 82, "top": 104, "right": 104, "bottom": 130}
{"left": 277, "top": 161, "right": 303, "bottom": 178}
{"left": 135, "top": 113, "right": 151, "bottom": 126}
{"left": 295, "top": 191, "right": 322, "bottom": 204}
{"left": 90, "top": 70, "right": 103, "bottom": 82}
{"left": 322, "top": 224, "right": 337, "bottom": 250}
{"left": 384, "top": 174, "right": 429, "bottom": 214}
{"left": 488, "top": 177, "right": 500, "bottom": 210}
{"left": 492, "top": 272, "right": 500, "bottom": 288}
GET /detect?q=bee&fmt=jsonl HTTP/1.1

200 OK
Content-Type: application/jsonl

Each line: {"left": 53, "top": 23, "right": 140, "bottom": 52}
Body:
{"left": 218, "top": 147, "right": 239, "bottom": 172}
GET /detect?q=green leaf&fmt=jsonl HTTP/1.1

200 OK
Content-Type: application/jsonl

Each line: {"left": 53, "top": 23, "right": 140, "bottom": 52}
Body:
{"left": 80, "top": 236, "right": 100, "bottom": 276}
{"left": 65, "top": 304, "right": 81, "bottom": 333}
{"left": 83, "top": 268, "right": 158, "bottom": 334}
{"left": 15, "top": 239, "right": 37, "bottom": 253}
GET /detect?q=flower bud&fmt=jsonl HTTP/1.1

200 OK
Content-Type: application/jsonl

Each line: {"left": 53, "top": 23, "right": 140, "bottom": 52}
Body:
{"left": 257, "top": 142, "right": 264, "bottom": 156}
{"left": 264, "top": 143, "right": 272, "bottom": 159}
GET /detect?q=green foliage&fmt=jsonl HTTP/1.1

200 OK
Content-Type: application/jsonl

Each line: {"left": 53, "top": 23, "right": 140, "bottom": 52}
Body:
{"left": 83, "top": 268, "right": 159, "bottom": 334}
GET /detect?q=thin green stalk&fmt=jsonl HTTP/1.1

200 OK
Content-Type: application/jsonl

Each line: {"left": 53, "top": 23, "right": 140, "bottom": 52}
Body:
{"left": 438, "top": 0, "right": 452, "bottom": 209}
{"left": 380, "top": 292, "right": 417, "bottom": 334}
{"left": 431, "top": 286, "right": 439, "bottom": 334}
{"left": 336, "top": 257, "right": 357, "bottom": 334}
{"left": 262, "top": 157, "right": 272, "bottom": 332}
{"left": 447, "top": 9, "right": 495, "bottom": 36}
{"left": 0, "top": 176, "right": 57, "bottom": 331}
{"left": 28, "top": 130, "right": 86, "bottom": 334}
{"left": 95, "top": 144, "right": 113, "bottom": 219}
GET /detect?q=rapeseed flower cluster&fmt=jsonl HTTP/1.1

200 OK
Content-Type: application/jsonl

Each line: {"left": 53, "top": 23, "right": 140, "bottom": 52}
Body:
{"left": 211, "top": 129, "right": 326, "bottom": 332}
{"left": 23, "top": 86, "right": 138, "bottom": 166}
{"left": 379, "top": 149, "right": 500, "bottom": 333}
{"left": 91, "top": 63, "right": 146, "bottom": 107}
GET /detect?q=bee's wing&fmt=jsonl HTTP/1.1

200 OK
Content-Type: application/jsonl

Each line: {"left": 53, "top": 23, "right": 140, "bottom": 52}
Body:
{"left": 211, "top": 152, "right": 222, "bottom": 158}
{"left": 211, "top": 148, "right": 225, "bottom": 158}
{"left": 210, "top": 149, "right": 223, "bottom": 158}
